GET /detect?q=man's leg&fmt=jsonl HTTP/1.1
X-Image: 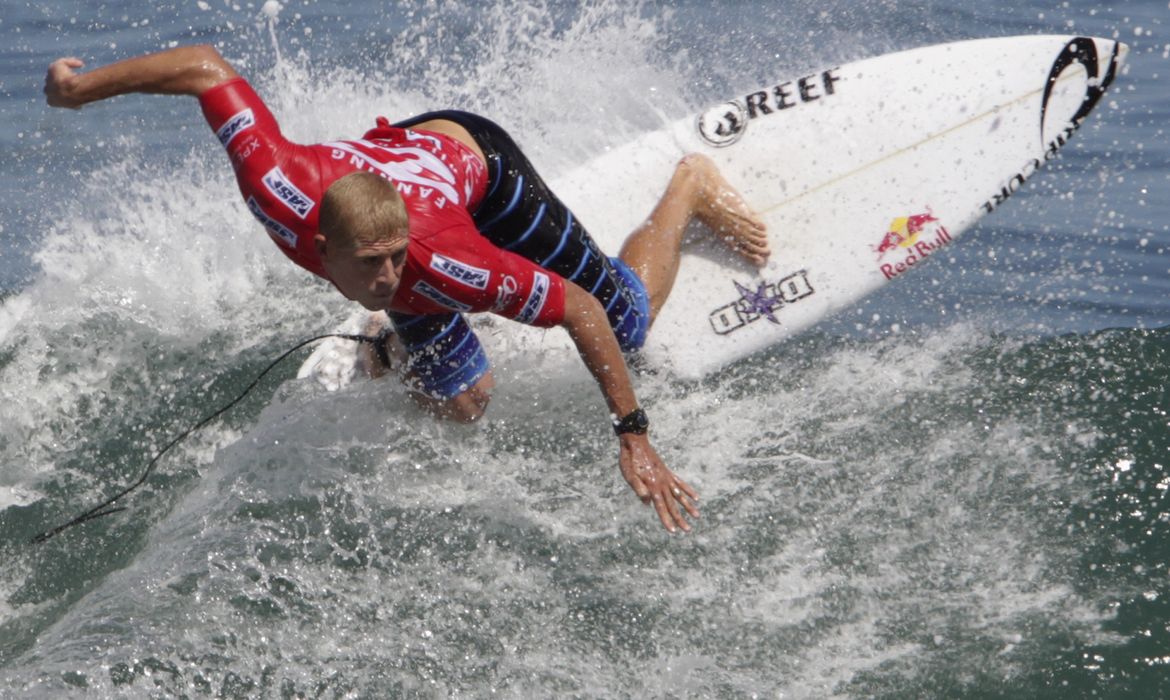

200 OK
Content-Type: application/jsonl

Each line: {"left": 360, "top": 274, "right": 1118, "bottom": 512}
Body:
{"left": 359, "top": 311, "right": 495, "bottom": 423}
{"left": 411, "top": 372, "right": 494, "bottom": 423}
{"left": 618, "top": 154, "right": 770, "bottom": 324}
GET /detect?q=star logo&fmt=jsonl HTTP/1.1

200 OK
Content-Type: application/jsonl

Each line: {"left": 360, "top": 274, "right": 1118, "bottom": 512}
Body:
{"left": 733, "top": 280, "right": 783, "bottom": 325}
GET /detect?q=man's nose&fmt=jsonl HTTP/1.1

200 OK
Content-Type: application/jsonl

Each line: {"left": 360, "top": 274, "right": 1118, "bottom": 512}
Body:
{"left": 373, "top": 260, "right": 398, "bottom": 290}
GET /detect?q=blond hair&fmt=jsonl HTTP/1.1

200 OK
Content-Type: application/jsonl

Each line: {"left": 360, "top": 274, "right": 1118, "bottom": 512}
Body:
{"left": 319, "top": 172, "right": 409, "bottom": 249}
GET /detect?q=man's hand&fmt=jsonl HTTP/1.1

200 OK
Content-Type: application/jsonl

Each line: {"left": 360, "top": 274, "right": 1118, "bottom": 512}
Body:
{"left": 44, "top": 57, "right": 87, "bottom": 109}
{"left": 618, "top": 433, "right": 700, "bottom": 533}
{"left": 559, "top": 281, "right": 700, "bottom": 532}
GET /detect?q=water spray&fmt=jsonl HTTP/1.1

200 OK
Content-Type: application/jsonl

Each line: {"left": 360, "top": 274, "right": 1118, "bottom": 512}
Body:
{"left": 30, "top": 331, "right": 390, "bottom": 544}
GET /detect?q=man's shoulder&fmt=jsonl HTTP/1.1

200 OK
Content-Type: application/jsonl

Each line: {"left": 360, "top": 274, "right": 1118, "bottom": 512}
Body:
{"left": 405, "top": 224, "right": 504, "bottom": 290}
{"left": 407, "top": 219, "right": 478, "bottom": 251}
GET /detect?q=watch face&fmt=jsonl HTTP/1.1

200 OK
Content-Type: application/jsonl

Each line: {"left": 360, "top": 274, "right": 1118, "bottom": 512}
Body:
{"left": 615, "top": 408, "right": 649, "bottom": 435}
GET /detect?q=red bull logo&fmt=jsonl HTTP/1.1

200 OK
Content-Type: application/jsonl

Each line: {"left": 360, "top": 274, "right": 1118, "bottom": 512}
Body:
{"left": 874, "top": 209, "right": 952, "bottom": 280}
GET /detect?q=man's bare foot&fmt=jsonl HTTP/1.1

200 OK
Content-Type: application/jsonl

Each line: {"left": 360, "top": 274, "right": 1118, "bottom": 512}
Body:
{"left": 681, "top": 154, "right": 770, "bottom": 267}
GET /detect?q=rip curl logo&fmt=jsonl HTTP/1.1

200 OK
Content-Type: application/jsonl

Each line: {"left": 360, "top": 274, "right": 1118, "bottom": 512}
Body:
{"left": 262, "top": 167, "right": 315, "bottom": 219}
{"left": 493, "top": 275, "right": 519, "bottom": 311}
{"left": 216, "top": 108, "right": 256, "bottom": 147}
{"left": 516, "top": 272, "right": 550, "bottom": 324}
{"left": 412, "top": 280, "right": 472, "bottom": 312}
{"left": 1040, "top": 37, "right": 1121, "bottom": 145}
{"left": 403, "top": 129, "right": 445, "bottom": 152}
{"left": 985, "top": 38, "right": 1124, "bottom": 215}
{"left": 708, "top": 270, "right": 814, "bottom": 335}
{"left": 430, "top": 254, "right": 490, "bottom": 290}
{"left": 246, "top": 197, "right": 296, "bottom": 249}
{"left": 325, "top": 140, "right": 462, "bottom": 207}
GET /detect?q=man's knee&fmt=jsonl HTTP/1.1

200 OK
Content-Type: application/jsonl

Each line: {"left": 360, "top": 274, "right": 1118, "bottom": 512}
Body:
{"left": 443, "top": 383, "right": 493, "bottom": 423}
{"left": 413, "top": 371, "right": 495, "bottom": 423}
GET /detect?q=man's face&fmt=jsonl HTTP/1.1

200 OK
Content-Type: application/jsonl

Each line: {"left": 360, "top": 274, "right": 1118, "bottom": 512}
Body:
{"left": 320, "top": 234, "right": 410, "bottom": 311}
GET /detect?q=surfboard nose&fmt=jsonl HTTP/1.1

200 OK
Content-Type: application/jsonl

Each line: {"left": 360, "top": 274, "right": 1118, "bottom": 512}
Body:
{"left": 1039, "top": 36, "right": 1128, "bottom": 147}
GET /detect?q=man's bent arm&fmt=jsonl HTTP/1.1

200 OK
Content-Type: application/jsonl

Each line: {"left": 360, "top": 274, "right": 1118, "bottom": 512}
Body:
{"left": 559, "top": 281, "right": 700, "bottom": 533}
{"left": 45, "top": 45, "right": 239, "bottom": 109}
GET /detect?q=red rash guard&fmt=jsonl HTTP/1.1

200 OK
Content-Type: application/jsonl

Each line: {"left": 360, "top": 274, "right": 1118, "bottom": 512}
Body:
{"left": 197, "top": 78, "right": 566, "bottom": 326}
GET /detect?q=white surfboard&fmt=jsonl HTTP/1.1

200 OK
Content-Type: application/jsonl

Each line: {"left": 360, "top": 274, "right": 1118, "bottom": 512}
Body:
{"left": 299, "top": 35, "right": 1128, "bottom": 387}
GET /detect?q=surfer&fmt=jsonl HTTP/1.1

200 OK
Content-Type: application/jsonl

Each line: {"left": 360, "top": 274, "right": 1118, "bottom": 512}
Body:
{"left": 44, "top": 45, "right": 769, "bottom": 534}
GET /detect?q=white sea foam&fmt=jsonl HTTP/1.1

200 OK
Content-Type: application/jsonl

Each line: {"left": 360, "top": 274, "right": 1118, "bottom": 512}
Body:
{"left": 7, "top": 322, "right": 1119, "bottom": 697}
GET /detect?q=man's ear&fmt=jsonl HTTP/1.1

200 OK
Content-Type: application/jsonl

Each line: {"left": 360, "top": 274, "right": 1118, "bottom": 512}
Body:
{"left": 313, "top": 233, "right": 328, "bottom": 260}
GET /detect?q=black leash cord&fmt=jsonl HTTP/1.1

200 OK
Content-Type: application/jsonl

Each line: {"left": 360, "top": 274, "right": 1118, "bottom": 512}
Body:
{"left": 30, "top": 332, "right": 382, "bottom": 544}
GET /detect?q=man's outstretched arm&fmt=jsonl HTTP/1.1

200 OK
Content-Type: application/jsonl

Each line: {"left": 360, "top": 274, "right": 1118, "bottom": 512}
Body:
{"left": 559, "top": 281, "right": 700, "bottom": 534}
{"left": 45, "top": 45, "right": 239, "bottom": 109}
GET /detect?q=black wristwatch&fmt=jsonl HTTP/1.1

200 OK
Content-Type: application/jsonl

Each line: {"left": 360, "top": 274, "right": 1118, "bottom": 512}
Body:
{"left": 613, "top": 407, "right": 649, "bottom": 436}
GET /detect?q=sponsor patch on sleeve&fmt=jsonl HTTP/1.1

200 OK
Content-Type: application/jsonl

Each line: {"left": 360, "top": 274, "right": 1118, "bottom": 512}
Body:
{"left": 429, "top": 254, "right": 490, "bottom": 290}
{"left": 246, "top": 197, "right": 298, "bottom": 249}
{"left": 216, "top": 108, "right": 256, "bottom": 147}
{"left": 516, "top": 271, "right": 550, "bottom": 323}
{"left": 412, "top": 280, "right": 473, "bottom": 312}
{"left": 261, "top": 166, "right": 316, "bottom": 219}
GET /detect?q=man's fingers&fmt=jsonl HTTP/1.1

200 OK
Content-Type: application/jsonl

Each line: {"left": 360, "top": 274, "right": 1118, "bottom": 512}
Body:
{"left": 675, "top": 479, "right": 699, "bottom": 502}
{"left": 619, "top": 445, "right": 698, "bottom": 532}
{"left": 725, "top": 236, "right": 770, "bottom": 255}
{"left": 49, "top": 57, "right": 84, "bottom": 76}
{"left": 674, "top": 488, "right": 700, "bottom": 519}
{"left": 649, "top": 483, "right": 696, "bottom": 534}
{"left": 651, "top": 493, "right": 680, "bottom": 534}
{"left": 663, "top": 491, "right": 691, "bottom": 533}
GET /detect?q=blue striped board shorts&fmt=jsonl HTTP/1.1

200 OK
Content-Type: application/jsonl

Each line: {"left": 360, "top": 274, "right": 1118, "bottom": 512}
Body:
{"left": 389, "top": 111, "right": 651, "bottom": 399}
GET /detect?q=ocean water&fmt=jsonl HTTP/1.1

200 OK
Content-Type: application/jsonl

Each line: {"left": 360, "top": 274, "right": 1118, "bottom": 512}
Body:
{"left": 1, "top": 0, "right": 1168, "bottom": 697}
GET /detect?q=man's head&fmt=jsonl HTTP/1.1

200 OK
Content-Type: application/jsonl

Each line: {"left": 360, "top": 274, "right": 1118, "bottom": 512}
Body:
{"left": 315, "top": 172, "right": 410, "bottom": 310}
